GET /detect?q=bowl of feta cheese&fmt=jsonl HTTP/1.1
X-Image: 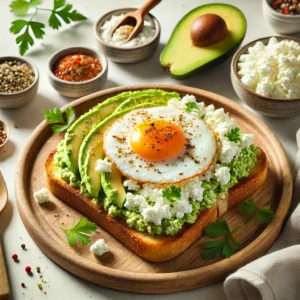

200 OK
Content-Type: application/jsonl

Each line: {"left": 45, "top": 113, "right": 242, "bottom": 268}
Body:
{"left": 94, "top": 8, "right": 160, "bottom": 63}
{"left": 231, "top": 36, "right": 300, "bottom": 118}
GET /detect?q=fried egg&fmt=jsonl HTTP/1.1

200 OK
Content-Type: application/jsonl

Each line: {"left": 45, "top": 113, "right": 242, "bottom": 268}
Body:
{"left": 103, "top": 107, "right": 217, "bottom": 184}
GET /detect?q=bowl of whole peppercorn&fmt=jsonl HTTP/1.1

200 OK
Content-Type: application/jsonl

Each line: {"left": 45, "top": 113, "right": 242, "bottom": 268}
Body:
{"left": 263, "top": 0, "right": 300, "bottom": 34}
{"left": 0, "top": 120, "right": 9, "bottom": 149}
{"left": 0, "top": 56, "right": 39, "bottom": 108}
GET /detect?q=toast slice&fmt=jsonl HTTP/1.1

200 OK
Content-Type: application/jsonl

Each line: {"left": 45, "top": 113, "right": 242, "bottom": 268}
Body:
{"left": 45, "top": 148, "right": 267, "bottom": 262}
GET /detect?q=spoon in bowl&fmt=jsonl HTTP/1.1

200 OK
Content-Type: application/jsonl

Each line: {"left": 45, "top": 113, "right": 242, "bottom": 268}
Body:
{"left": 110, "top": 0, "right": 161, "bottom": 42}
{"left": 0, "top": 171, "right": 10, "bottom": 300}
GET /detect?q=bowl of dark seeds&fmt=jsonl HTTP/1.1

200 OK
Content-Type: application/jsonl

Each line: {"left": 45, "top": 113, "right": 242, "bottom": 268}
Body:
{"left": 0, "top": 120, "right": 9, "bottom": 149}
{"left": 0, "top": 56, "right": 39, "bottom": 108}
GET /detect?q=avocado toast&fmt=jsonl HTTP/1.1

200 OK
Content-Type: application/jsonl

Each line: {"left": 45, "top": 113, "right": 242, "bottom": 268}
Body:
{"left": 45, "top": 89, "right": 267, "bottom": 262}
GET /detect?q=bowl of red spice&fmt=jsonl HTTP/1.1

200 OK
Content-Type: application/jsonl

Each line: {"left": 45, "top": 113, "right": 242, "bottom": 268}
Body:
{"left": 0, "top": 56, "right": 39, "bottom": 108}
{"left": 48, "top": 47, "right": 108, "bottom": 98}
{"left": 263, "top": 0, "right": 300, "bottom": 34}
{"left": 0, "top": 120, "right": 9, "bottom": 149}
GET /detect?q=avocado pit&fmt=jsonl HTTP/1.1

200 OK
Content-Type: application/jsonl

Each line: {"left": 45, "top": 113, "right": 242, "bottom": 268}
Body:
{"left": 190, "top": 14, "right": 228, "bottom": 47}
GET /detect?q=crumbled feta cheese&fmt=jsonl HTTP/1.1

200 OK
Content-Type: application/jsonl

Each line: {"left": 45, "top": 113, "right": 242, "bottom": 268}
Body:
{"left": 219, "top": 139, "right": 242, "bottom": 164}
{"left": 90, "top": 239, "right": 108, "bottom": 256}
{"left": 34, "top": 188, "right": 50, "bottom": 204}
{"left": 215, "top": 166, "right": 231, "bottom": 186}
{"left": 95, "top": 159, "right": 111, "bottom": 173}
{"left": 123, "top": 179, "right": 140, "bottom": 191}
{"left": 141, "top": 203, "right": 172, "bottom": 225}
{"left": 238, "top": 37, "right": 300, "bottom": 99}
{"left": 171, "top": 199, "right": 193, "bottom": 219}
{"left": 240, "top": 133, "right": 254, "bottom": 149}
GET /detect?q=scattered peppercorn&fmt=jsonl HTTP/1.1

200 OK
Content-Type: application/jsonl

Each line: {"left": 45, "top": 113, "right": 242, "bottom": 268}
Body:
{"left": 21, "top": 283, "right": 26, "bottom": 288}
{"left": 12, "top": 254, "right": 18, "bottom": 261}
{"left": 25, "top": 265, "right": 31, "bottom": 274}
{"left": 36, "top": 266, "right": 41, "bottom": 273}
{"left": 54, "top": 54, "right": 103, "bottom": 82}
{"left": 37, "top": 283, "right": 43, "bottom": 290}
{"left": 271, "top": 0, "right": 300, "bottom": 14}
{"left": 0, "top": 60, "right": 35, "bottom": 93}
{"left": 0, "top": 125, "right": 7, "bottom": 146}
{"left": 21, "top": 244, "right": 26, "bottom": 250}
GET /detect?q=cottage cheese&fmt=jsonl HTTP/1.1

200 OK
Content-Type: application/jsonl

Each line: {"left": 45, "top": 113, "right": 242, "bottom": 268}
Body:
{"left": 95, "top": 159, "right": 111, "bottom": 173}
{"left": 100, "top": 14, "right": 155, "bottom": 48}
{"left": 90, "top": 239, "right": 109, "bottom": 256}
{"left": 34, "top": 188, "right": 50, "bottom": 204}
{"left": 238, "top": 37, "right": 300, "bottom": 99}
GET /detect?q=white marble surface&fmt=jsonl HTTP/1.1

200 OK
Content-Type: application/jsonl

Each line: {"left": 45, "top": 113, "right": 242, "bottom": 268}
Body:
{"left": 0, "top": 0, "right": 299, "bottom": 299}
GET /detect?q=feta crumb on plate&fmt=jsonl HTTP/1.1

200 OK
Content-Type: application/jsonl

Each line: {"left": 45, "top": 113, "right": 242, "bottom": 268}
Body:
{"left": 34, "top": 188, "right": 50, "bottom": 204}
{"left": 90, "top": 239, "right": 109, "bottom": 256}
{"left": 95, "top": 159, "right": 111, "bottom": 173}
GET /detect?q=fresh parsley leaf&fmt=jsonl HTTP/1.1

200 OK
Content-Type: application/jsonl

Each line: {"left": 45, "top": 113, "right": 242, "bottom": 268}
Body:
{"left": 162, "top": 185, "right": 181, "bottom": 201}
{"left": 202, "top": 220, "right": 241, "bottom": 260}
{"left": 10, "top": 20, "right": 45, "bottom": 55}
{"left": 185, "top": 102, "right": 198, "bottom": 113}
{"left": 43, "top": 107, "right": 76, "bottom": 133}
{"left": 60, "top": 217, "right": 97, "bottom": 246}
{"left": 226, "top": 127, "right": 241, "bottom": 143}
{"left": 49, "top": 1, "right": 87, "bottom": 30}
{"left": 10, "top": 0, "right": 41, "bottom": 16}
{"left": 239, "top": 198, "right": 275, "bottom": 224}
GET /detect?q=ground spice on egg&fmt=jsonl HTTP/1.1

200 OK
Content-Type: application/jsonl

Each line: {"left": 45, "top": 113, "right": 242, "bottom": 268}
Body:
{"left": 54, "top": 54, "right": 103, "bottom": 82}
{"left": 0, "top": 126, "right": 7, "bottom": 145}
{"left": 0, "top": 60, "right": 34, "bottom": 93}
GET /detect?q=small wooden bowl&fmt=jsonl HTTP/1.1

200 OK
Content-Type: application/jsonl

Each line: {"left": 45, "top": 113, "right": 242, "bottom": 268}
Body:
{"left": 48, "top": 47, "right": 108, "bottom": 98}
{"left": 0, "top": 120, "right": 9, "bottom": 149}
{"left": 0, "top": 56, "right": 39, "bottom": 109}
{"left": 231, "top": 36, "right": 300, "bottom": 118}
{"left": 94, "top": 8, "right": 161, "bottom": 63}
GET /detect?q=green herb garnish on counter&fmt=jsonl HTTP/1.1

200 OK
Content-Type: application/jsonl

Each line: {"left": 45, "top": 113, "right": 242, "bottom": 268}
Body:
{"left": 43, "top": 107, "right": 75, "bottom": 133}
{"left": 9, "top": 0, "right": 87, "bottom": 55}
{"left": 60, "top": 217, "right": 97, "bottom": 246}
{"left": 202, "top": 220, "right": 241, "bottom": 260}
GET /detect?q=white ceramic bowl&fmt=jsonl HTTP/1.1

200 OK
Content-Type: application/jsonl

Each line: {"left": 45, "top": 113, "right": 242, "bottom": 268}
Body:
{"left": 0, "top": 56, "right": 39, "bottom": 109}
{"left": 262, "top": 0, "right": 300, "bottom": 34}
{"left": 48, "top": 47, "right": 108, "bottom": 98}
{"left": 94, "top": 8, "right": 161, "bottom": 63}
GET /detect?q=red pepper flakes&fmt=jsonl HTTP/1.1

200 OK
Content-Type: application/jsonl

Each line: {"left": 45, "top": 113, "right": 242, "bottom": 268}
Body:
{"left": 54, "top": 54, "right": 103, "bottom": 82}
{"left": 271, "top": 0, "right": 300, "bottom": 15}
{"left": 21, "top": 283, "right": 26, "bottom": 288}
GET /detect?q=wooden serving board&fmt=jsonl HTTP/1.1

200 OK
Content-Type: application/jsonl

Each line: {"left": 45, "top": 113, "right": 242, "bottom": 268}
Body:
{"left": 15, "top": 85, "right": 293, "bottom": 294}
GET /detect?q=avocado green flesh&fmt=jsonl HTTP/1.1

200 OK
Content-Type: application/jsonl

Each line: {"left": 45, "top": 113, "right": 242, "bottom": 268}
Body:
{"left": 160, "top": 4, "right": 247, "bottom": 78}
{"left": 101, "top": 159, "right": 126, "bottom": 209}
{"left": 63, "top": 91, "right": 136, "bottom": 174}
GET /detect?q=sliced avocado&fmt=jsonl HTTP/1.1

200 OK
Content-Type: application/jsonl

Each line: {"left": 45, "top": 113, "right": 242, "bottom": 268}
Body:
{"left": 101, "top": 158, "right": 126, "bottom": 208}
{"left": 79, "top": 90, "right": 179, "bottom": 198}
{"left": 63, "top": 91, "right": 136, "bottom": 174}
{"left": 160, "top": 3, "right": 247, "bottom": 79}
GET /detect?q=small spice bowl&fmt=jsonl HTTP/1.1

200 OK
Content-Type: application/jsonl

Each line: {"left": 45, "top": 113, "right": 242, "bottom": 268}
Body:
{"left": 262, "top": 0, "right": 300, "bottom": 34}
{"left": 0, "top": 56, "right": 39, "bottom": 109}
{"left": 231, "top": 36, "right": 300, "bottom": 118}
{"left": 0, "top": 120, "right": 10, "bottom": 149}
{"left": 48, "top": 47, "right": 108, "bottom": 98}
{"left": 94, "top": 8, "right": 161, "bottom": 63}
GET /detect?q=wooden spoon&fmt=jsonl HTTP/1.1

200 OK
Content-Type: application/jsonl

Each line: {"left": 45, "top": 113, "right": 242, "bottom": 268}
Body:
{"left": 110, "top": 0, "right": 161, "bottom": 42}
{"left": 0, "top": 171, "right": 10, "bottom": 300}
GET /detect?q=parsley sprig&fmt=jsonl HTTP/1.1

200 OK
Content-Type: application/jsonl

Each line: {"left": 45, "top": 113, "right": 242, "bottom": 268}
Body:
{"left": 226, "top": 127, "right": 241, "bottom": 143}
{"left": 162, "top": 185, "right": 181, "bottom": 201}
{"left": 185, "top": 102, "right": 198, "bottom": 113}
{"left": 240, "top": 198, "right": 275, "bottom": 224}
{"left": 60, "top": 217, "right": 97, "bottom": 246}
{"left": 43, "top": 107, "right": 75, "bottom": 133}
{"left": 9, "top": 0, "right": 87, "bottom": 55}
{"left": 202, "top": 220, "right": 241, "bottom": 260}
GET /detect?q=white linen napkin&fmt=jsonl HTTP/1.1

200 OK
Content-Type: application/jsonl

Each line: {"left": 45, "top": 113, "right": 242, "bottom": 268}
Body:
{"left": 224, "top": 130, "right": 300, "bottom": 300}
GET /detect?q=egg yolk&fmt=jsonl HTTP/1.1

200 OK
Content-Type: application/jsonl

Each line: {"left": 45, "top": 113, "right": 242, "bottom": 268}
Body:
{"left": 130, "top": 120, "right": 186, "bottom": 161}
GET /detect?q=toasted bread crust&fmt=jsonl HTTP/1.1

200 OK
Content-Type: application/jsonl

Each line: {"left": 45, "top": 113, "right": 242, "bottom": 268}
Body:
{"left": 45, "top": 148, "right": 267, "bottom": 262}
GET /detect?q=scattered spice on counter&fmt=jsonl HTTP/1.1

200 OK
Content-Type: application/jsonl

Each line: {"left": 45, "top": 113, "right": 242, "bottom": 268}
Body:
{"left": 0, "top": 60, "right": 35, "bottom": 93}
{"left": 271, "top": 0, "right": 300, "bottom": 14}
{"left": 12, "top": 253, "right": 18, "bottom": 262}
{"left": 13, "top": 122, "right": 19, "bottom": 128}
{"left": 37, "top": 283, "right": 43, "bottom": 290}
{"left": 25, "top": 265, "right": 31, "bottom": 274}
{"left": 54, "top": 54, "right": 103, "bottom": 82}
{"left": 36, "top": 266, "right": 41, "bottom": 273}
{"left": 21, "top": 283, "right": 26, "bottom": 288}
{"left": 21, "top": 244, "right": 26, "bottom": 250}
{"left": 0, "top": 125, "right": 7, "bottom": 146}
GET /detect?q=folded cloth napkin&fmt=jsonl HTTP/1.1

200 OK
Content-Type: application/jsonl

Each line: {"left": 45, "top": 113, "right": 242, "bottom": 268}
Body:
{"left": 224, "top": 129, "right": 300, "bottom": 300}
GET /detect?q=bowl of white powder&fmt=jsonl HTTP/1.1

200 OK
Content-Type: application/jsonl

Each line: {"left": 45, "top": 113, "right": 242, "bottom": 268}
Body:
{"left": 231, "top": 36, "right": 300, "bottom": 118}
{"left": 94, "top": 8, "right": 160, "bottom": 63}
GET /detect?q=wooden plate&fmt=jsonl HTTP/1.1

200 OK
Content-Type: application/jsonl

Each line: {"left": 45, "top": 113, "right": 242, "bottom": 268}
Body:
{"left": 15, "top": 84, "right": 293, "bottom": 294}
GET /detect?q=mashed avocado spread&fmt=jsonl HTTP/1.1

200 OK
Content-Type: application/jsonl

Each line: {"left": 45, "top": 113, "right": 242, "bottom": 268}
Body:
{"left": 55, "top": 90, "right": 258, "bottom": 236}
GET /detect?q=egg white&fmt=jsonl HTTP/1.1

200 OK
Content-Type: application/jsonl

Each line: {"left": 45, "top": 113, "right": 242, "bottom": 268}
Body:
{"left": 103, "top": 107, "right": 217, "bottom": 184}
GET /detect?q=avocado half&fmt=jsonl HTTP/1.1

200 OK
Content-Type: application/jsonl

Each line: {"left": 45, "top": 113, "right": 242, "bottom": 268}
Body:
{"left": 160, "top": 3, "right": 247, "bottom": 79}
